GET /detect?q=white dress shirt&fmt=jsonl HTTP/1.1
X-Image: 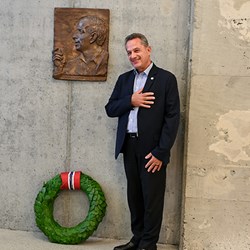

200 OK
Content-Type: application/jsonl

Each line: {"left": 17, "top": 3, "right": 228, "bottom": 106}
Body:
{"left": 127, "top": 63, "right": 153, "bottom": 133}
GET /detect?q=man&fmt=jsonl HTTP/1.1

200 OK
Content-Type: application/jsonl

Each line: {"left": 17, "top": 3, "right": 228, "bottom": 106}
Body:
{"left": 105, "top": 33, "right": 180, "bottom": 250}
{"left": 53, "top": 15, "right": 108, "bottom": 77}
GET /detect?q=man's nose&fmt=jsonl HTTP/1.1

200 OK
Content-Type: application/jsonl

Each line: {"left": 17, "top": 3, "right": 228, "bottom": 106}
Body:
{"left": 130, "top": 51, "right": 136, "bottom": 59}
{"left": 73, "top": 32, "right": 79, "bottom": 40}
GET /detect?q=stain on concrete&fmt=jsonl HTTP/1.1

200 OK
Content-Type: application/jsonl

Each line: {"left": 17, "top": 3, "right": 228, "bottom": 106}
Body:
{"left": 218, "top": 0, "right": 250, "bottom": 45}
{"left": 203, "top": 168, "right": 236, "bottom": 196}
{"left": 192, "top": 167, "right": 207, "bottom": 177}
{"left": 233, "top": 0, "right": 249, "bottom": 10}
{"left": 209, "top": 110, "right": 250, "bottom": 162}
{"left": 219, "top": 0, "right": 250, "bottom": 18}
{"left": 198, "top": 219, "right": 211, "bottom": 229}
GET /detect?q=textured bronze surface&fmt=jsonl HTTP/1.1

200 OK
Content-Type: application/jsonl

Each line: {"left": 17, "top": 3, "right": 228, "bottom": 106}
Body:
{"left": 53, "top": 8, "right": 110, "bottom": 81}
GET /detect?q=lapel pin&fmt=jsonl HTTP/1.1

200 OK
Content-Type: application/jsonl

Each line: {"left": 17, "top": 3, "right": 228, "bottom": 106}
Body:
{"left": 151, "top": 77, "right": 154, "bottom": 80}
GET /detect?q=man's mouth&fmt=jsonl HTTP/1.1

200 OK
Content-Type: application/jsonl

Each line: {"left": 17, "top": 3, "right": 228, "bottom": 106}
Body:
{"left": 132, "top": 60, "right": 139, "bottom": 65}
{"left": 75, "top": 42, "right": 80, "bottom": 47}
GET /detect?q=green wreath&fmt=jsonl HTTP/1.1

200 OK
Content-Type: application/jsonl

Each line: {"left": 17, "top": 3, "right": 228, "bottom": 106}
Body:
{"left": 34, "top": 172, "right": 107, "bottom": 244}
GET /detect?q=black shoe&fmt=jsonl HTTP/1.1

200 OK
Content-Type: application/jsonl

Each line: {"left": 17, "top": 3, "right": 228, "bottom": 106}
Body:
{"left": 137, "top": 245, "right": 157, "bottom": 250}
{"left": 114, "top": 241, "right": 137, "bottom": 250}
{"left": 137, "top": 248, "right": 156, "bottom": 250}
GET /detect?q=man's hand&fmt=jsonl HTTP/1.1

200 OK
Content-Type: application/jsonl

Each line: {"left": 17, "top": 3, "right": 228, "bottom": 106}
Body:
{"left": 52, "top": 48, "right": 66, "bottom": 75}
{"left": 131, "top": 89, "right": 155, "bottom": 108}
{"left": 145, "top": 153, "right": 163, "bottom": 173}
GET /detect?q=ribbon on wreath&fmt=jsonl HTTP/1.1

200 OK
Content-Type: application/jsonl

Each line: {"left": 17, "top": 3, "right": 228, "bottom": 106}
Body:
{"left": 60, "top": 171, "right": 81, "bottom": 190}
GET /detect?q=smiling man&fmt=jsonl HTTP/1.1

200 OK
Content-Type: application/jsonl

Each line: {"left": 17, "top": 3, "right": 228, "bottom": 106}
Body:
{"left": 105, "top": 33, "right": 180, "bottom": 250}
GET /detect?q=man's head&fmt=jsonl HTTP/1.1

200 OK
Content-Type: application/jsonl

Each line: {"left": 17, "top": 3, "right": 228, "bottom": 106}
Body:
{"left": 73, "top": 16, "right": 107, "bottom": 52}
{"left": 125, "top": 33, "right": 152, "bottom": 72}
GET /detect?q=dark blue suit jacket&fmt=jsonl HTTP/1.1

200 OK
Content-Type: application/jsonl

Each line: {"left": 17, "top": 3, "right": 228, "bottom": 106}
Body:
{"left": 105, "top": 64, "right": 180, "bottom": 166}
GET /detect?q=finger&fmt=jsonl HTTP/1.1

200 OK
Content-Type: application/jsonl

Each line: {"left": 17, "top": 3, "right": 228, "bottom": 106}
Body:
{"left": 136, "top": 88, "right": 143, "bottom": 94}
{"left": 145, "top": 159, "right": 159, "bottom": 170}
{"left": 147, "top": 164, "right": 159, "bottom": 173}
{"left": 141, "top": 100, "right": 154, "bottom": 108}
{"left": 145, "top": 160, "right": 151, "bottom": 168}
{"left": 145, "top": 164, "right": 153, "bottom": 172}
{"left": 153, "top": 163, "right": 163, "bottom": 172}
{"left": 145, "top": 96, "right": 155, "bottom": 100}
{"left": 145, "top": 159, "right": 154, "bottom": 168}
{"left": 156, "top": 163, "right": 162, "bottom": 172}
{"left": 142, "top": 92, "right": 154, "bottom": 96}
{"left": 140, "top": 104, "right": 152, "bottom": 108}
{"left": 151, "top": 166, "right": 158, "bottom": 173}
{"left": 144, "top": 101, "right": 154, "bottom": 104}
{"left": 145, "top": 153, "right": 152, "bottom": 159}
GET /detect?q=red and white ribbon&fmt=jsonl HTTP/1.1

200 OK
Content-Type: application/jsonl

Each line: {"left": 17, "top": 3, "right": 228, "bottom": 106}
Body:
{"left": 60, "top": 171, "right": 81, "bottom": 190}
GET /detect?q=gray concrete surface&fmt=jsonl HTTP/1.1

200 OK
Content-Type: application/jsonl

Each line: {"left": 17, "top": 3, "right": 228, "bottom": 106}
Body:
{"left": 181, "top": 0, "right": 250, "bottom": 249}
{"left": 0, "top": 229, "right": 178, "bottom": 250}
{"left": 0, "top": 0, "right": 189, "bottom": 246}
{"left": 2, "top": 0, "right": 250, "bottom": 249}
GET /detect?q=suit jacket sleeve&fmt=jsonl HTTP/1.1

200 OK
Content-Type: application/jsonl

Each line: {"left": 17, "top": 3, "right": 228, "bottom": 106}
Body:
{"left": 105, "top": 74, "right": 133, "bottom": 118}
{"left": 151, "top": 73, "right": 180, "bottom": 163}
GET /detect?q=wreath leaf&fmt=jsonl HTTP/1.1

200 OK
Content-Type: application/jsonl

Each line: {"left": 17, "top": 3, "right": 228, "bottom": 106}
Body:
{"left": 34, "top": 173, "right": 107, "bottom": 244}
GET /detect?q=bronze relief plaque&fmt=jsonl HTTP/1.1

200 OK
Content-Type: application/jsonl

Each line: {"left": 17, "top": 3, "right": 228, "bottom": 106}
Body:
{"left": 53, "top": 8, "right": 110, "bottom": 81}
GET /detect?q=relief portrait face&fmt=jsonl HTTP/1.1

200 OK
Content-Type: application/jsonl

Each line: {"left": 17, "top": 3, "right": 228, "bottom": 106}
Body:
{"left": 73, "top": 19, "right": 92, "bottom": 53}
{"left": 53, "top": 8, "right": 110, "bottom": 81}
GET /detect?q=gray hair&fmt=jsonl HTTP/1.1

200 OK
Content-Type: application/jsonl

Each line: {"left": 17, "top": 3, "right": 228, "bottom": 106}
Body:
{"left": 124, "top": 33, "right": 149, "bottom": 47}
{"left": 79, "top": 16, "right": 107, "bottom": 46}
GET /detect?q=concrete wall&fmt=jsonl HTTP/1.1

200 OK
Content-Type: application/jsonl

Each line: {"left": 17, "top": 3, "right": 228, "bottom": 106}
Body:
{"left": 182, "top": 0, "right": 250, "bottom": 249}
{"left": 0, "top": 0, "right": 190, "bottom": 246}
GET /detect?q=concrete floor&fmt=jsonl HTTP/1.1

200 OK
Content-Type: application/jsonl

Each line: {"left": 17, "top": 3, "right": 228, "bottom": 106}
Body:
{"left": 0, "top": 229, "right": 178, "bottom": 250}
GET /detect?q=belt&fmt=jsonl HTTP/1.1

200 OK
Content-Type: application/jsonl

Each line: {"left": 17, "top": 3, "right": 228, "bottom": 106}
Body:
{"left": 126, "top": 133, "right": 138, "bottom": 138}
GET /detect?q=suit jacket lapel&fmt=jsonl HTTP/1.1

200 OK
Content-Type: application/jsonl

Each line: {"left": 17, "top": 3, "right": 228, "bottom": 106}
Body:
{"left": 127, "top": 70, "right": 136, "bottom": 95}
{"left": 143, "top": 64, "right": 158, "bottom": 92}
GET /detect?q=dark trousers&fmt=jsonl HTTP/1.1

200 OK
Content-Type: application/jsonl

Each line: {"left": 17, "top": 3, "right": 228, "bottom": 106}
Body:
{"left": 123, "top": 135, "right": 166, "bottom": 249}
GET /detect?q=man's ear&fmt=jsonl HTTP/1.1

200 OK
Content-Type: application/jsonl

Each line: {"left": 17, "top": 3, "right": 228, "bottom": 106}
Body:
{"left": 89, "top": 32, "right": 97, "bottom": 44}
{"left": 147, "top": 46, "right": 152, "bottom": 53}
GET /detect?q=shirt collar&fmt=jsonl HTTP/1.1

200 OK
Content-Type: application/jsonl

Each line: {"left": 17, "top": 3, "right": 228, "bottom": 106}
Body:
{"left": 134, "top": 62, "right": 153, "bottom": 76}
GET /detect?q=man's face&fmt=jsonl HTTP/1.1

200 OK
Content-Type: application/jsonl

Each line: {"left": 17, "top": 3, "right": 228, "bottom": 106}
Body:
{"left": 73, "top": 19, "right": 91, "bottom": 52}
{"left": 125, "top": 38, "right": 151, "bottom": 72}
